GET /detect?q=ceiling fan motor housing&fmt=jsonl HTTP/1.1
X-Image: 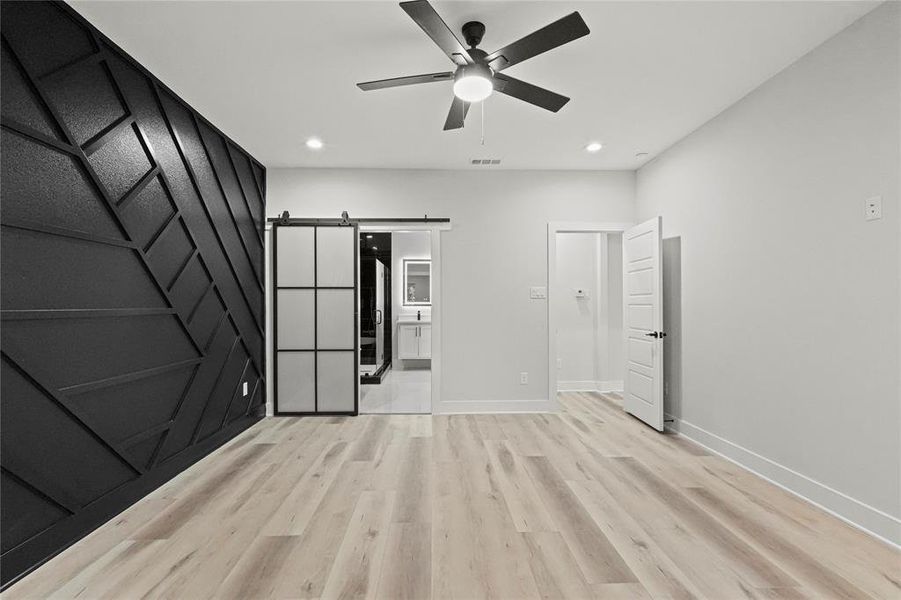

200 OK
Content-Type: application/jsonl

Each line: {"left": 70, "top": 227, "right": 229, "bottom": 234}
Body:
{"left": 454, "top": 61, "right": 493, "bottom": 83}
{"left": 462, "top": 21, "right": 485, "bottom": 47}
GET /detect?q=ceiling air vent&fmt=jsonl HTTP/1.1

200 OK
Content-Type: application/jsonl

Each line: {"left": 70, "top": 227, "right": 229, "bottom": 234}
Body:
{"left": 470, "top": 158, "right": 502, "bottom": 166}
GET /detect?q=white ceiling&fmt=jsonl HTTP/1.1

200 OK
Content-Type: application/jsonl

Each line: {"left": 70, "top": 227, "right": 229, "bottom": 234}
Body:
{"left": 71, "top": 1, "right": 876, "bottom": 170}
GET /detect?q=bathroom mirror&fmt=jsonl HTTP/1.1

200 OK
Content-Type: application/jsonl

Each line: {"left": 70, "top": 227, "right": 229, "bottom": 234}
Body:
{"left": 403, "top": 259, "right": 431, "bottom": 305}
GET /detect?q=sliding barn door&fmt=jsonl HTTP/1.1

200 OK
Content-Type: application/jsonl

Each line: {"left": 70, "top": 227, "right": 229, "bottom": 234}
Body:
{"left": 623, "top": 217, "right": 665, "bottom": 431}
{"left": 274, "top": 223, "right": 358, "bottom": 415}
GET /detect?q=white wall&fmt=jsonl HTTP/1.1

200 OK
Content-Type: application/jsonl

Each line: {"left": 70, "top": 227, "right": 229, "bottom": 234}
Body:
{"left": 555, "top": 232, "right": 600, "bottom": 387}
{"left": 637, "top": 3, "right": 900, "bottom": 544}
{"left": 267, "top": 169, "right": 636, "bottom": 411}
{"left": 392, "top": 231, "right": 431, "bottom": 370}
{"left": 554, "top": 232, "right": 624, "bottom": 391}
{"left": 606, "top": 233, "right": 624, "bottom": 381}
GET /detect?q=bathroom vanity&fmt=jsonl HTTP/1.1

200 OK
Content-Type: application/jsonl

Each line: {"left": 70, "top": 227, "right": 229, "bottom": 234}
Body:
{"left": 397, "top": 319, "right": 431, "bottom": 359}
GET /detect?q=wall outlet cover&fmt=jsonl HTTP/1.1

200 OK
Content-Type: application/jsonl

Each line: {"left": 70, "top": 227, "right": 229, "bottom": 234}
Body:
{"left": 530, "top": 286, "right": 547, "bottom": 299}
{"left": 520, "top": 372, "right": 529, "bottom": 385}
{"left": 865, "top": 196, "right": 882, "bottom": 221}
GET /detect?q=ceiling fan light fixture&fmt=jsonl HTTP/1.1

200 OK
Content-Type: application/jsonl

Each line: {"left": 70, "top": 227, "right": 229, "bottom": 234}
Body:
{"left": 453, "top": 64, "right": 493, "bottom": 103}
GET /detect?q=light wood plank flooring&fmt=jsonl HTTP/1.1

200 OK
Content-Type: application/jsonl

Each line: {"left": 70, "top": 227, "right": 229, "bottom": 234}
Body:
{"left": 7, "top": 392, "right": 899, "bottom": 599}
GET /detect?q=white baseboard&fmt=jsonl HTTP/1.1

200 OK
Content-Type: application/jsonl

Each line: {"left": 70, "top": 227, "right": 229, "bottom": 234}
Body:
{"left": 666, "top": 415, "right": 901, "bottom": 548}
{"left": 557, "top": 380, "right": 597, "bottom": 392}
{"left": 434, "top": 398, "right": 555, "bottom": 414}
{"left": 558, "top": 380, "right": 624, "bottom": 393}
{"left": 596, "top": 380, "right": 624, "bottom": 393}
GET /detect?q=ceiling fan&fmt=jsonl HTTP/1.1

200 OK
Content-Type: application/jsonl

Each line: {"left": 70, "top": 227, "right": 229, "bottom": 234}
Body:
{"left": 356, "top": 0, "right": 590, "bottom": 130}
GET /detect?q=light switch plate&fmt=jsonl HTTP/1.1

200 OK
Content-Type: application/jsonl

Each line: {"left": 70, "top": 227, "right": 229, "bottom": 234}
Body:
{"left": 242, "top": 381, "right": 248, "bottom": 397}
{"left": 865, "top": 196, "right": 882, "bottom": 221}
{"left": 530, "top": 286, "right": 547, "bottom": 299}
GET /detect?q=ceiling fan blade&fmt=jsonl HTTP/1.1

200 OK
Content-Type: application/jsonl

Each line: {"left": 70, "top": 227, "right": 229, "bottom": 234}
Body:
{"left": 494, "top": 73, "right": 569, "bottom": 112}
{"left": 485, "top": 12, "right": 589, "bottom": 72}
{"left": 357, "top": 72, "right": 453, "bottom": 91}
{"left": 443, "top": 96, "right": 470, "bottom": 130}
{"left": 400, "top": 0, "right": 474, "bottom": 66}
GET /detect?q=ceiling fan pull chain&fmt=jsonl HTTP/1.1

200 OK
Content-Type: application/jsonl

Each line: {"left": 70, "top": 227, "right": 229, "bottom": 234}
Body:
{"left": 480, "top": 100, "right": 485, "bottom": 146}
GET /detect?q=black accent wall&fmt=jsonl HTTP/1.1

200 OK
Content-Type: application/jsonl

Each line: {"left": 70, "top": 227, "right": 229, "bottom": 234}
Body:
{"left": 0, "top": 1, "right": 266, "bottom": 587}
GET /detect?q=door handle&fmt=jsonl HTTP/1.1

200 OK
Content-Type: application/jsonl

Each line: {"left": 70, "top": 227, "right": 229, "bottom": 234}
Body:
{"left": 375, "top": 310, "right": 382, "bottom": 325}
{"left": 644, "top": 331, "right": 667, "bottom": 338}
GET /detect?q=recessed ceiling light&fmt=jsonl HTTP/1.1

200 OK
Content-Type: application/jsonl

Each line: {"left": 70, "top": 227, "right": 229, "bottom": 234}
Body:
{"left": 585, "top": 142, "right": 603, "bottom": 153}
{"left": 305, "top": 137, "right": 324, "bottom": 150}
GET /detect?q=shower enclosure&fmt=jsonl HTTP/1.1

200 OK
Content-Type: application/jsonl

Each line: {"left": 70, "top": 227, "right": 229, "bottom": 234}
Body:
{"left": 360, "top": 233, "right": 392, "bottom": 383}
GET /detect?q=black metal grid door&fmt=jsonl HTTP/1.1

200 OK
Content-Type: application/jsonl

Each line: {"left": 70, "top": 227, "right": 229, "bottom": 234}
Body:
{"left": 273, "top": 221, "right": 359, "bottom": 415}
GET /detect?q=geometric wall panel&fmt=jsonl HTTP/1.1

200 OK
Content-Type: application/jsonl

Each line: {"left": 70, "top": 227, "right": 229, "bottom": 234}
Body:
{"left": 0, "top": 1, "right": 265, "bottom": 588}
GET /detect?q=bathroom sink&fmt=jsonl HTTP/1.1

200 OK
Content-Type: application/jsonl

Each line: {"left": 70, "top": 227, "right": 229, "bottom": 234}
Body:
{"left": 397, "top": 316, "right": 431, "bottom": 324}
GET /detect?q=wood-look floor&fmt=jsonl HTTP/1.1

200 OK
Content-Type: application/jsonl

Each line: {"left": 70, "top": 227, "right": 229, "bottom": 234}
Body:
{"left": 7, "top": 393, "right": 899, "bottom": 600}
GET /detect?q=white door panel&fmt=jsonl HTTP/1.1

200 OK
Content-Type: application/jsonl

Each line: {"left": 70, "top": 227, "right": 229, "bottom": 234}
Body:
{"left": 277, "top": 352, "right": 315, "bottom": 412}
{"left": 276, "top": 227, "right": 315, "bottom": 287}
{"left": 627, "top": 337, "right": 654, "bottom": 368}
{"left": 276, "top": 289, "right": 315, "bottom": 349}
{"left": 316, "top": 227, "right": 355, "bottom": 287}
{"left": 317, "top": 352, "right": 356, "bottom": 412}
{"left": 623, "top": 216, "right": 664, "bottom": 431}
{"left": 627, "top": 369, "right": 654, "bottom": 403}
{"left": 316, "top": 289, "right": 356, "bottom": 349}
{"left": 628, "top": 268, "right": 654, "bottom": 295}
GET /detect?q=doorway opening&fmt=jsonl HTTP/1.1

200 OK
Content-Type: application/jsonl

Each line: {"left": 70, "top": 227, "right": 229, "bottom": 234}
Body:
{"left": 359, "top": 230, "right": 432, "bottom": 414}
{"left": 547, "top": 222, "right": 630, "bottom": 415}
{"left": 553, "top": 231, "right": 625, "bottom": 396}
{"left": 548, "top": 219, "right": 666, "bottom": 431}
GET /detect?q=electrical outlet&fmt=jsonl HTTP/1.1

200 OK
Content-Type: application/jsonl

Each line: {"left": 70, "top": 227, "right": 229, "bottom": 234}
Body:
{"left": 242, "top": 381, "right": 248, "bottom": 397}
{"left": 529, "top": 286, "right": 547, "bottom": 299}
{"left": 865, "top": 196, "right": 882, "bottom": 221}
{"left": 520, "top": 372, "right": 528, "bottom": 385}
{"left": 557, "top": 359, "right": 563, "bottom": 370}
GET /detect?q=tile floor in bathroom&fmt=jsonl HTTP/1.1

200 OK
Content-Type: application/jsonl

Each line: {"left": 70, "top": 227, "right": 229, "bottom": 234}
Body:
{"left": 360, "top": 368, "right": 431, "bottom": 414}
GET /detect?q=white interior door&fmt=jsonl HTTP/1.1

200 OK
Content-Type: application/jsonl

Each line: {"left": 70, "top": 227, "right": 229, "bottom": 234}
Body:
{"left": 375, "top": 260, "right": 385, "bottom": 367}
{"left": 623, "top": 217, "right": 664, "bottom": 431}
{"left": 275, "top": 222, "right": 358, "bottom": 415}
